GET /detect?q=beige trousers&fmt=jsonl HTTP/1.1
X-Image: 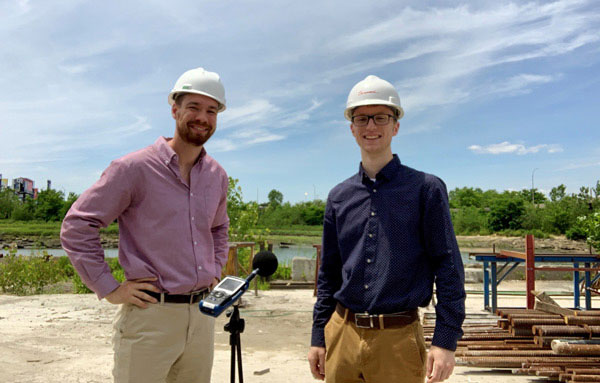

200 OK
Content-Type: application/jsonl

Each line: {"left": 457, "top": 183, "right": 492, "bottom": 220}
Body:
{"left": 324, "top": 309, "right": 427, "bottom": 383}
{"left": 112, "top": 302, "right": 215, "bottom": 383}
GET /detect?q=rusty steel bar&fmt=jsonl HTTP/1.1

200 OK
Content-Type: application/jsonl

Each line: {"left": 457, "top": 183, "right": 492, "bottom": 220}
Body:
{"left": 584, "top": 326, "right": 600, "bottom": 336}
{"left": 552, "top": 343, "right": 600, "bottom": 357}
{"left": 496, "top": 309, "right": 546, "bottom": 317}
{"left": 511, "top": 318, "right": 566, "bottom": 327}
{"left": 505, "top": 339, "right": 538, "bottom": 344}
{"left": 534, "top": 326, "right": 590, "bottom": 337}
{"left": 507, "top": 313, "right": 562, "bottom": 320}
{"left": 511, "top": 327, "right": 535, "bottom": 336}
{"left": 457, "top": 357, "right": 527, "bottom": 368}
{"left": 570, "top": 375, "right": 600, "bottom": 381}
{"left": 535, "top": 370, "right": 561, "bottom": 377}
{"left": 457, "top": 350, "right": 558, "bottom": 357}
{"left": 559, "top": 372, "right": 574, "bottom": 381}
{"left": 567, "top": 368, "right": 600, "bottom": 374}
{"left": 565, "top": 316, "right": 600, "bottom": 326}
{"left": 536, "top": 336, "right": 584, "bottom": 348}
{"left": 467, "top": 344, "right": 545, "bottom": 350}
{"left": 575, "top": 311, "right": 600, "bottom": 317}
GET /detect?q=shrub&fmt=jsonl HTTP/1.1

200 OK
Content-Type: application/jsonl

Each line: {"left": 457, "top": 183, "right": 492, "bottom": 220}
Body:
{"left": 0, "top": 252, "right": 67, "bottom": 295}
{"left": 451, "top": 207, "right": 487, "bottom": 235}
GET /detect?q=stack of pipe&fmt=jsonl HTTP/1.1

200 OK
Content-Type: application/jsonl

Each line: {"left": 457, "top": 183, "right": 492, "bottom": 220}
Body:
{"left": 423, "top": 308, "right": 600, "bottom": 377}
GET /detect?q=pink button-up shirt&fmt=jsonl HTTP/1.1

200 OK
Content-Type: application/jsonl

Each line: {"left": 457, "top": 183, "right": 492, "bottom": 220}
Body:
{"left": 61, "top": 137, "right": 229, "bottom": 299}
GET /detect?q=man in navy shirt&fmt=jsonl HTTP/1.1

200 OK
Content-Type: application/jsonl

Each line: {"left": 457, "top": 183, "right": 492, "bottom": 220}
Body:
{"left": 308, "top": 75, "right": 465, "bottom": 383}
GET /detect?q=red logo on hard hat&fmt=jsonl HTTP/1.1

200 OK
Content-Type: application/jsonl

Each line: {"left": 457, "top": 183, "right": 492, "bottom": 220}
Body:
{"left": 358, "top": 90, "right": 377, "bottom": 95}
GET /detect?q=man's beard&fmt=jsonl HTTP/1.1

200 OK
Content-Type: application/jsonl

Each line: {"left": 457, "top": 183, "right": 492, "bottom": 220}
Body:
{"left": 177, "top": 121, "right": 215, "bottom": 146}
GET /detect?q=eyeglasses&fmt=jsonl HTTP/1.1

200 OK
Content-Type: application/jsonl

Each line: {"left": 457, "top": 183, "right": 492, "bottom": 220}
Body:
{"left": 351, "top": 114, "right": 395, "bottom": 127}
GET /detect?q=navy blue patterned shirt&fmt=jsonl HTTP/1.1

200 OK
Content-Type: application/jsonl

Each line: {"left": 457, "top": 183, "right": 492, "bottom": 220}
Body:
{"left": 311, "top": 155, "right": 465, "bottom": 351}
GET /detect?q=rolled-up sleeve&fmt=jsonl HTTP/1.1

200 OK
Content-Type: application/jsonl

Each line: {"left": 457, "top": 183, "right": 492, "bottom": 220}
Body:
{"left": 60, "top": 160, "right": 133, "bottom": 299}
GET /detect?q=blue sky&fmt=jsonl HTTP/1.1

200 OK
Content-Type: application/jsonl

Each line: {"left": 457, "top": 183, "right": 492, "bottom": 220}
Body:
{"left": 1, "top": 0, "right": 599, "bottom": 203}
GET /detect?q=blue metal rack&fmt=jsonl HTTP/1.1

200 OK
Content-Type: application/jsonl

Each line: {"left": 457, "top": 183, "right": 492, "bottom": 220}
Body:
{"left": 472, "top": 252, "right": 600, "bottom": 312}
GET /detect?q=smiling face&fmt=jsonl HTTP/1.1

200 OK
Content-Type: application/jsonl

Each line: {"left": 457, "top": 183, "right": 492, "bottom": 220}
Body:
{"left": 171, "top": 93, "right": 219, "bottom": 147}
{"left": 350, "top": 105, "right": 399, "bottom": 157}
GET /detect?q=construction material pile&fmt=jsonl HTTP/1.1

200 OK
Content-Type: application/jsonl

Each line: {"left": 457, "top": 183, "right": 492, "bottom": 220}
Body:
{"left": 423, "top": 292, "right": 600, "bottom": 382}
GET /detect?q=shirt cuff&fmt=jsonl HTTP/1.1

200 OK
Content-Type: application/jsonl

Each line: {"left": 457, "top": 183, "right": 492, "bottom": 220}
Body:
{"left": 431, "top": 323, "right": 461, "bottom": 351}
{"left": 94, "top": 273, "right": 121, "bottom": 300}
{"left": 311, "top": 326, "right": 326, "bottom": 347}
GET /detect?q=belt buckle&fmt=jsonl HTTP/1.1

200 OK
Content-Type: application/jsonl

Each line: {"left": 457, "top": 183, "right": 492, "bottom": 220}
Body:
{"left": 188, "top": 289, "right": 205, "bottom": 304}
{"left": 355, "top": 312, "right": 375, "bottom": 328}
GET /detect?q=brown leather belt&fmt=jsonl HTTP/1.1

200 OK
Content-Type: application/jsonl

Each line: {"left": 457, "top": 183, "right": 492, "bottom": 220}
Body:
{"left": 145, "top": 289, "right": 209, "bottom": 304}
{"left": 336, "top": 303, "right": 418, "bottom": 329}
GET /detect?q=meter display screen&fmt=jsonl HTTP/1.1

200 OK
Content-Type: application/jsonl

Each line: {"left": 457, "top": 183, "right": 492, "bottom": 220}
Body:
{"left": 218, "top": 278, "right": 245, "bottom": 292}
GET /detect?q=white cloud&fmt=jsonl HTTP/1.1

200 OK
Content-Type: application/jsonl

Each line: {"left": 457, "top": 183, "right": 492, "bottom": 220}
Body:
{"left": 469, "top": 141, "right": 564, "bottom": 155}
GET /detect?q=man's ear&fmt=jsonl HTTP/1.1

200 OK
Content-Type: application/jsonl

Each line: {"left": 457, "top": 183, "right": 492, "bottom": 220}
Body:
{"left": 392, "top": 121, "right": 400, "bottom": 136}
{"left": 171, "top": 103, "right": 178, "bottom": 119}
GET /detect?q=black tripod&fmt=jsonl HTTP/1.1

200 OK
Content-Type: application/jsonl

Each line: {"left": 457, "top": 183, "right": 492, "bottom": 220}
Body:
{"left": 224, "top": 304, "right": 245, "bottom": 383}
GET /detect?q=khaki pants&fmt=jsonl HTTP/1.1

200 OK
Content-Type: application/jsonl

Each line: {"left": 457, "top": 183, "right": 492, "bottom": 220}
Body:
{"left": 112, "top": 302, "right": 215, "bottom": 383}
{"left": 324, "top": 309, "right": 426, "bottom": 383}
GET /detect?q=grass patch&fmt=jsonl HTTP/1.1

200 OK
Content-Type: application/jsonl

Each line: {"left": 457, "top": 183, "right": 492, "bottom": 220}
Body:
{"left": 0, "top": 220, "right": 119, "bottom": 237}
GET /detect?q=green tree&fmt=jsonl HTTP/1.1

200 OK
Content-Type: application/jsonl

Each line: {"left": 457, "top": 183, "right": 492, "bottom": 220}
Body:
{"left": 449, "top": 187, "right": 483, "bottom": 208}
{"left": 60, "top": 192, "right": 79, "bottom": 219}
{"left": 11, "top": 197, "right": 35, "bottom": 221}
{"left": 451, "top": 206, "right": 488, "bottom": 234}
{"left": 549, "top": 184, "right": 567, "bottom": 202}
{"left": 488, "top": 197, "right": 525, "bottom": 232}
{"left": 34, "top": 189, "right": 65, "bottom": 221}
{"left": 267, "top": 189, "right": 283, "bottom": 208}
{"left": 0, "top": 189, "right": 19, "bottom": 218}
{"left": 519, "top": 188, "right": 546, "bottom": 204}
{"left": 227, "top": 177, "right": 267, "bottom": 242}
{"left": 299, "top": 200, "right": 326, "bottom": 225}
{"left": 579, "top": 212, "right": 600, "bottom": 251}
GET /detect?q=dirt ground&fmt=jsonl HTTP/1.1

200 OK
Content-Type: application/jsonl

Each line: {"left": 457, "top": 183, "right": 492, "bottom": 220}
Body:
{"left": 1, "top": 281, "right": 598, "bottom": 383}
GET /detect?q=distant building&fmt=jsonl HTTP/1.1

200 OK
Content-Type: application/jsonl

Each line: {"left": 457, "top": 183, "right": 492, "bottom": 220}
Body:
{"left": 13, "top": 177, "right": 35, "bottom": 202}
{"left": 0, "top": 174, "right": 8, "bottom": 191}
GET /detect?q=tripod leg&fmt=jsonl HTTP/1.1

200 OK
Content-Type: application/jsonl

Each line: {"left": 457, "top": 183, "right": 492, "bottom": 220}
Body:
{"left": 231, "top": 340, "right": 236, "bottom": 383}
{"left": 236, "top": 333, "right": 244, "bottom": 383}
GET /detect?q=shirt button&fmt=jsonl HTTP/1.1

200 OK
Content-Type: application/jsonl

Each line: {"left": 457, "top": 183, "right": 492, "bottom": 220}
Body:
{"left": 198, "top": 266, "right": 202, "bottom": 270}
{"left": 367, "top": 259, "right": 372, "bottom": 263}
{"left": 364, "top": 284, "right": 369, "bottom": 290}
{"left": 373, "top": 189, "right": 377, "bottom": 193}
{"left": 164, "top": 160, "right": 169, "bottom": 165}
{"left": 191, "top": 216, "right": 195, "bottom": 221}
{"left": 194, "top": 241, "right": 198, "bottom": 245}
{"left": 368, "top": 233, "right": 373, "bottom": 238}
{"left": 371, "top": 212, "right": 376, "bottom": 216}
{"left": 190, "top": 192, "right": 194, "bottom": 197}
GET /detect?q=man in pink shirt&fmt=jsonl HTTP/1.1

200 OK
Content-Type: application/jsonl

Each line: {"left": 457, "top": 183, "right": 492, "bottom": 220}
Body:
{"left": 61, "top": 67, "right": 230, "bottom": 383}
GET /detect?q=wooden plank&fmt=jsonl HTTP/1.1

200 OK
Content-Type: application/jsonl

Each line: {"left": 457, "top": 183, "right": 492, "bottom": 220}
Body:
{"left": 500, "top": 250, "right": 527, "bottom": 259}
{"left": 535, "top": 300, "right": 576, "bottom": 316}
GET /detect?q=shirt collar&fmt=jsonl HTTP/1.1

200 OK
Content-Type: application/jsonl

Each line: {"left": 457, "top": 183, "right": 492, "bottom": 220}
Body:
{"left": 153, "top": 136, "right": 207, "bottom": 166}
{"left": 358, "top": 154, "right": 401, "bottom": 183}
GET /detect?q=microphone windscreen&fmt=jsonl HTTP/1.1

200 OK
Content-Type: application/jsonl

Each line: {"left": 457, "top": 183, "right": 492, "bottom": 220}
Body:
{"left": 252, "top": 251, "right": 278, "bottom": 277}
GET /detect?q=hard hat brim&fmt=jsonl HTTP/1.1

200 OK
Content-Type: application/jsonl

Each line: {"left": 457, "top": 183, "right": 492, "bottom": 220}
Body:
{"left": 344, "top": 100, "right": 404, "bottom": 121}
{"left": 168, "top": 90, "right": 226, "bottom": 112}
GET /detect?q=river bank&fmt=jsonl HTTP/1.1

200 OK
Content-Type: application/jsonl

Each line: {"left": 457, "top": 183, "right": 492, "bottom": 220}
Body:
{"left": 0, "top": 233, "right": 592, "bottom": 253}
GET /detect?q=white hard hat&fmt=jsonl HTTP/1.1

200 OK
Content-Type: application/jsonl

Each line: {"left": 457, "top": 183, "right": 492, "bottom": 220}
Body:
{"left": 344, "top": 75, "right": 404, "bottom": 121}
{"left": 168, "top": 67, "right": 226, "bottom": 112}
